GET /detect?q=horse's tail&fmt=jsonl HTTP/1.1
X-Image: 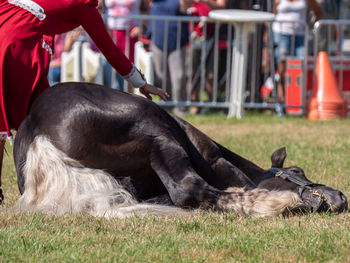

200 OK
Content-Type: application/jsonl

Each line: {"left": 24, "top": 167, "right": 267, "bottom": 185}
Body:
{"left": 18, "top": 136, "right": 189, "bottom": 218}
{"left": 221, "top": 187, "right": 302, "bottom": 217}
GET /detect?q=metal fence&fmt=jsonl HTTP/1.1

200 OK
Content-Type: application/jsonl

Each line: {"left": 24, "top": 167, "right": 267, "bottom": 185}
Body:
{"left": 55, "top": 14, "right": 350, "bottom": 117}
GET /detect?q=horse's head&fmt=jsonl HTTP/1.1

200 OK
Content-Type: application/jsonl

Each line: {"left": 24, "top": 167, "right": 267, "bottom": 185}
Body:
{"left": 258, "top": 147, "right": 348, "bottom": 213}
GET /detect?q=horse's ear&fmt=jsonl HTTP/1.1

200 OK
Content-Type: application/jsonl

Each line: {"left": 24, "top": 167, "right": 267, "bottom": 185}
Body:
{"left": 271, "top": 147, "right": 287, "bottom": 168}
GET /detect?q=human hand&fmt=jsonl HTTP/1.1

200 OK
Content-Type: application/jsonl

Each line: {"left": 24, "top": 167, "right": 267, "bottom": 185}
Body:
{"left": 69, "top": 29, "right": 84, "bottom": 42}
{"left": 97, "top": 0, "right": 106, "bottom": 13}
{"left": 130, "top": 27, "right": 141, "bottom": 38}
{"left": 64, "top": 29, "right": 85, "bottom": 52}
{"left": 139, "top": 84, "right": 170, "bottom": 101}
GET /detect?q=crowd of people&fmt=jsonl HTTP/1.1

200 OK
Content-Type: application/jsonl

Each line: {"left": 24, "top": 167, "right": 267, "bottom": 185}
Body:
{"left": 48, "top": 0, "right": 344, "bottom": 109}
{"left": 49, "top": 0, "right": 251, "bottom": 115}
{"left": 272, "top": 0, "right": 323, "bottom": 103}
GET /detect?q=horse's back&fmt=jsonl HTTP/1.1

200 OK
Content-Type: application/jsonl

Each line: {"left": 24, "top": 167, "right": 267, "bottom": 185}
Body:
{"left": 29, "top": 82, "right": 152, "bottom": 137}
{"left": 16, "top": 83, "right": 169, "bottom": 174}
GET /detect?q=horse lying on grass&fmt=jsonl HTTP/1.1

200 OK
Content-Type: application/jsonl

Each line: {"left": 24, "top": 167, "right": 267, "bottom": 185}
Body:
{"left": 13, "top": 82, "right": 348, "bottom": 217}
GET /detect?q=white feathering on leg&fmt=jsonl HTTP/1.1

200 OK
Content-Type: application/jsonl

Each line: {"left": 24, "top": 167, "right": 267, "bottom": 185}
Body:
{"left": 18, "top": 136, "right": 189, "bottom": 217}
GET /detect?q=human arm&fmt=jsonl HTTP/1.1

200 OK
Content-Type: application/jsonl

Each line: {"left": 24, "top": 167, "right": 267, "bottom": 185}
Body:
{"left": 272, "top": 0, "right": 280, "bottom": 14}
{"left": 75, "top": 5, "right": 132, "bottom": 75}
{"left": 130, "top": 26, "right": 141, "bottom": 38}
{"left": 74, "top": 5, "right": 168, "bottom": 99}
{"left": 123, "top": 66, "right": 169, "bottom": 100}
{"left": 63, "top": 28, "right": 85, "bottom": 52}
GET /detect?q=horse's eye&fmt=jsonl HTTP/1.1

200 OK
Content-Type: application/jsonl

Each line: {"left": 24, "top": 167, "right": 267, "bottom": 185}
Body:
{"left": 289, "top": 167, "right": 304, "bottom": 175}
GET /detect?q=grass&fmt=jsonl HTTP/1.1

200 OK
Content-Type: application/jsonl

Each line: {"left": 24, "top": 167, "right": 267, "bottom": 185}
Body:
{"left": 0, "top": 112, "right": 349, "bottom": 262}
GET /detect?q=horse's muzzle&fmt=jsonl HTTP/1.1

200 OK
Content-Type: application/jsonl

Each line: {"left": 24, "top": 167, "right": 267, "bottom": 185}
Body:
{"left": 300, "top": 185, "right": 348, "bottom": 213}
{"left": 334, "top": 190, "right": 349, "bottom": 212}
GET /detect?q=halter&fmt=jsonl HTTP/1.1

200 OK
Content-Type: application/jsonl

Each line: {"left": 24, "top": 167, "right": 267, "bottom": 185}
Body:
{"left": 268, "top": 168, "right": 334, "bottom": 212}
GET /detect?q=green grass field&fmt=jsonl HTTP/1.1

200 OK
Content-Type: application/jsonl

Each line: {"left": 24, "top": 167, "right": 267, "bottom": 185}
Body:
{"left": 0, "top": 113, "right": 349, "bottom": 262}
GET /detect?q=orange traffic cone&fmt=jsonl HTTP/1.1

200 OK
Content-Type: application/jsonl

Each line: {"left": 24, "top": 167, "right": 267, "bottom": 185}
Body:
{"left": 308, "top": 51, "right": 347, "bottom": 120}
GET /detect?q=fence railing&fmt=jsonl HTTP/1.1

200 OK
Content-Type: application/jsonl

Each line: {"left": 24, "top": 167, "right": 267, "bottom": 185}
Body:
{"left": 54, "top": 14, "right": 350, "bottom": 117}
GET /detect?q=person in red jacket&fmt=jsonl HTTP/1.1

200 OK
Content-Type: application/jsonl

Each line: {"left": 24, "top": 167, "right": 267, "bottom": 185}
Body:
{"left": 0, "top": 0, "right": 169, "bottom": 202}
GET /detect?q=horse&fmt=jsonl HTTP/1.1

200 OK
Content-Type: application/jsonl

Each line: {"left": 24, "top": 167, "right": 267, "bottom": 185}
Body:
{"left": 13, "top": 82, "right": 348, "bottom": 217}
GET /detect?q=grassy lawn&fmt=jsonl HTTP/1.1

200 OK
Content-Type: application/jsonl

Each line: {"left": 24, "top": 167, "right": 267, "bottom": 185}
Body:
{"left": 0, "top": 113, "right": 349, "bottom": 262}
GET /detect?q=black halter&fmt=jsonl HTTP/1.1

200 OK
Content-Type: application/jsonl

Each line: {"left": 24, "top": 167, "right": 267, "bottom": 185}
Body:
{"left": 268, "top": 168, "right": 332, "bottom": 212}
{"left": 268, "top": 168, "right": 319, "bottom": 188}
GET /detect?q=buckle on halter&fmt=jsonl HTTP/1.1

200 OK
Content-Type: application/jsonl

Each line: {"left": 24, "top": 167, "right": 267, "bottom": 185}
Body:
{"left": 275, "top": 171, "right": 283, "bottom": 177}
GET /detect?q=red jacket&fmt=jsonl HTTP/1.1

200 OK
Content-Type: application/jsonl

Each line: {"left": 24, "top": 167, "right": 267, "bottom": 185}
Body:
{"left": 0, "top": 0, "right": 132, "bottom": 137}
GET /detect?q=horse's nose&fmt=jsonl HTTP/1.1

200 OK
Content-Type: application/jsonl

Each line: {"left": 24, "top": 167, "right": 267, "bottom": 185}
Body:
{"left": 331, "top": 191, "right": 348, "bottom": 213}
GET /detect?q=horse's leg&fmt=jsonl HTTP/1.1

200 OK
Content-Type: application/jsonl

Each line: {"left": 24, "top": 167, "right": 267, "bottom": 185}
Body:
{"left": 171, "top": 115, "right": 257, "bottom": 189}
{"left": 149, "top": 135, "right": 301, "bottom": 216}
{"left": 150, "top": 135, "right": 219, "bottom": 208}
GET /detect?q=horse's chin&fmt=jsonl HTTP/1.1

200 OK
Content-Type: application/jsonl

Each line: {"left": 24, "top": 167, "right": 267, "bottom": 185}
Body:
{"left": 300, "top": 185, "right": 348, "bottom": 213}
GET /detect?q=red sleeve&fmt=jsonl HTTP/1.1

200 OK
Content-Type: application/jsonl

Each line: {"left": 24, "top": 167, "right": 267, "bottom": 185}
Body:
{"left": 74, "top": 6, "right": 132, "bottom": 76}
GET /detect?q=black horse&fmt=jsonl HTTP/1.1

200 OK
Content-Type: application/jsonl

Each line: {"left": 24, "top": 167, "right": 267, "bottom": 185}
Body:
{"left": 13, "top": 82, "right": 348, "bottom": 217}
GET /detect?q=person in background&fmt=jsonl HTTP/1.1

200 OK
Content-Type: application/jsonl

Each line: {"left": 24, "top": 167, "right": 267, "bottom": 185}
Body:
{"left": 314, "top": 0, "right": 338, "bottom": 53}
{"left": 0, "top": 0, "right": 169, "bottom": 202}
{"left": 63, "top": 27, "right": 88, "bottom": 52}
{"left": 188, "top": 0, "right": 227, "bottom": 114}
{"left": 272, "top": 0, "right": 322, "bottom": 102}
{"left": 103, "top": 0, "right": 150, "bottom": 90}
{"left": 147, "top": 0, "right": 191, "bottom": 116}
{"left": 339, "top": 0, "right": 350, "bottom": 20}
{"left": 48, "top": 34, "right": 66, "bottom": 85}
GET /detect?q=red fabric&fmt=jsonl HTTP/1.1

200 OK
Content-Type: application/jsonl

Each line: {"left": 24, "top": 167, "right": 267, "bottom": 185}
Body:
{"left": 191, "top": 2, "right": 211, "bottom": 17}
{"left": 0, "top": 0, "right": 133, "bottom": 136}
{"left": 190, "top": 2, "right": 215, "bottom": 37}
